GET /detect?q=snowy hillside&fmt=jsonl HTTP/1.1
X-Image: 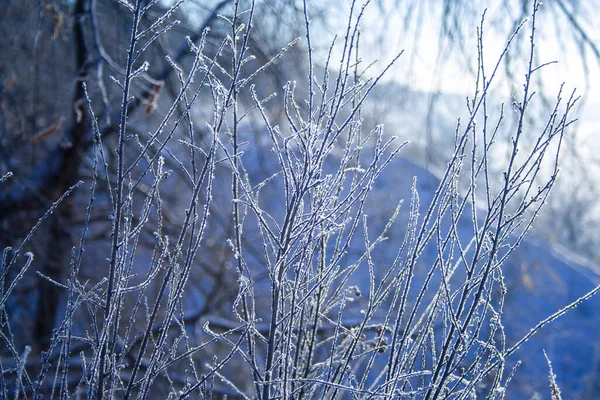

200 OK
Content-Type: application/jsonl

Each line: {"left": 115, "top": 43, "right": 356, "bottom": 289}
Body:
{"left": 368, "top": 157, "right": 600, "bottom": 398}
{"left": 232, "top": 130, "right": 600, "bottom": 397}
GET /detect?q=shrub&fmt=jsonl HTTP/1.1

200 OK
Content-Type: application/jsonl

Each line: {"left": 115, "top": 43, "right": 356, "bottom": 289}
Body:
{"left": 0, "top": 0, "right": 595, "bottom": 398}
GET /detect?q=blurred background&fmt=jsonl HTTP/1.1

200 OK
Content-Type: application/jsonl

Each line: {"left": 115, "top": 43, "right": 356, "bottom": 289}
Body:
{"left": 1, "top": 0, "right": 600, "bottom": 398}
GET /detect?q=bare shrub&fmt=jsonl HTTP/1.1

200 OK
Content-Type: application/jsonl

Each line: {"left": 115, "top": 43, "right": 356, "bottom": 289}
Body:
{"left": 0, "top": 0, "right": 597, "bottom": 398}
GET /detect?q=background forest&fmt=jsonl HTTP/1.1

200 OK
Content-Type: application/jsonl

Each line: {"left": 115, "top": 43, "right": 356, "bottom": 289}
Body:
{"left": 1, "top": 0, "right": 600, "bottom": 398}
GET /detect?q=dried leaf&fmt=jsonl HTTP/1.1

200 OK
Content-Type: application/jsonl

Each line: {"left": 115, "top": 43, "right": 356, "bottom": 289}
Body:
{"left": 74, "top": 98, "right": 85, "bottom": 123}
{"left": 51, "top": 11, "right": 63, "bottom": 41}
{"left": 30, "top": 116, "right": 65, "bottom": 143}
{"left": 45, "top": 4, "right": 63, "bottom": 41}
{"left": 145, "top": 81, "right": 164, "bottom": 115}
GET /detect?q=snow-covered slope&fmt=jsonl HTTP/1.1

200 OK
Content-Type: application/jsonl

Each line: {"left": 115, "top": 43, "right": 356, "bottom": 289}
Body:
{"left": 363, "top": 156, "right": 600, "bottom": 398}
{"left": 229, "top": 125, "right": 600, "bottom": 398}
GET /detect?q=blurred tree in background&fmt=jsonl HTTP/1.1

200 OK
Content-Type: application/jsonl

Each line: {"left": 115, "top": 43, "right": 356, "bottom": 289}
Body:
{"left": 0, "top": 0, "right": 598, "bottom": 398}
